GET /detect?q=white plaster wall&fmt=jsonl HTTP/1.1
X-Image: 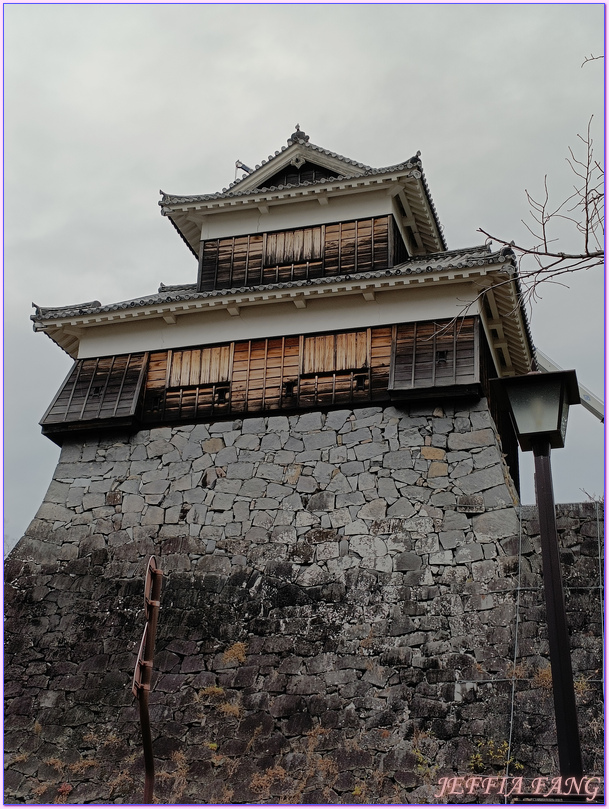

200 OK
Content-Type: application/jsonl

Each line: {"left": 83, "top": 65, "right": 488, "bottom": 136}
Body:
{"left": 198, "top": 189, "right": 394, "bottom": 241}
{"left": 77, "top": 283, "right": 482, "bottom": 358}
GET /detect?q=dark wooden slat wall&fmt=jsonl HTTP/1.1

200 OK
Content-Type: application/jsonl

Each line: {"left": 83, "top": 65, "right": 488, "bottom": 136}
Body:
{"left": 41, "top": 319, "right": 488, "bottom": 437}
{"left": 198, "top": 216, "right": 397, "bottom": 292}
{"left": 138, "top": 318, "right": 478, "bottom": 423}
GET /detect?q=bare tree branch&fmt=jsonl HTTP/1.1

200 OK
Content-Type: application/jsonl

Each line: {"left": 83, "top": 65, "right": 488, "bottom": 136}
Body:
{"left": 479, "top": 115, "right": 604, "bottom": 310}
{"left": 581, "top": 53, "right": 603, "bottom": 67}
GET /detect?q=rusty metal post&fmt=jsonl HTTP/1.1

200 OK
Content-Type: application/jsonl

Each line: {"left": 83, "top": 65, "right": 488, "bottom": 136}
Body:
{"left": 132, "top": 557, "right": 163, "bottom": 804}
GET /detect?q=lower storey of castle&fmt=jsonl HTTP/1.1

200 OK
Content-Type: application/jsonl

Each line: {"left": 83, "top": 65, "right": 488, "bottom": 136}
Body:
{"left": 4, "top": 401, "right": 603, "bottom": 803}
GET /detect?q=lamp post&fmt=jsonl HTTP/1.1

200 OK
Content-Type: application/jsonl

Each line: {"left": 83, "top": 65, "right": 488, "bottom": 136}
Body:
{"left": 491, "top": 370, "right": 583, "bottom": 779}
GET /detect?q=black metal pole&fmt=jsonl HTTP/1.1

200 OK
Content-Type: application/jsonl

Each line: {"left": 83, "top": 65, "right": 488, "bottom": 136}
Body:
{"left": 532, "top": 438, "right": 583, "bottom": 779}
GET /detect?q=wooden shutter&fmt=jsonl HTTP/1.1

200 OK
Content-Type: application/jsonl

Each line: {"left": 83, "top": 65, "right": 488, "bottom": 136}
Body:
{"left": 169, "top": 346, "right": 231, "bottom": 387}
{"left": 303, "top": 331, "right": 369, "bottom": 374}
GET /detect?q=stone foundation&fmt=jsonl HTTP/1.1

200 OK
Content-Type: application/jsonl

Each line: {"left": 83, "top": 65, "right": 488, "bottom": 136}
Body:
{"left": 4, "top": 400, "right": 603, "bottom": 803}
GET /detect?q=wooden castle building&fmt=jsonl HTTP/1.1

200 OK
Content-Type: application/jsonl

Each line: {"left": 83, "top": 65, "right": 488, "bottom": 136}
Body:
{"left": 5, "top": 127, "right": 603, "bottom": 803}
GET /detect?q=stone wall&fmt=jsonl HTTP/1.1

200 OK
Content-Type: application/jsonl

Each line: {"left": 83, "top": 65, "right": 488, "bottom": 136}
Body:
{"left": 4, "top": 400, "right": 603, "bottom": 803}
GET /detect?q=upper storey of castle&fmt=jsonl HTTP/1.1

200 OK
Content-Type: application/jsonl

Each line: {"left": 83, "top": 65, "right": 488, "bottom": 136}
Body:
{"left": 31, "top": 128, "right": 533, "bottom": 380}
{"left": 159, "top": 124, "right": 447, "bottom": 276}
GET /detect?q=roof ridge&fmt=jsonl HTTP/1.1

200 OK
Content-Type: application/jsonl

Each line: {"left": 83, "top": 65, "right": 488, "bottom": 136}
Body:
{"left": 32, "top": 247, "right": 515, "bottom": 321}
{"left": 160, "top": 160, "right": 423, "bottom": 206}
{"left": 226, "top": 138, "right": 374, "bottom": 193}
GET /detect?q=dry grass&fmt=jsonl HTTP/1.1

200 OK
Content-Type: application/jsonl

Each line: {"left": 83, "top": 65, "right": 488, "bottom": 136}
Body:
{"left": 507, "top": 661, "right": 528, "bottom": 679}
{"left": 532, "top": 666, "right": 553, "bottom": 690}
{"left": 53, "top": 783, "right": 73, "bottom": 804}
{"left": 67, "top": 759, "right": 98, "bottom": 776}
{"left": 250, "top": 765, "right": 287, "bottom": 795}
{"left": 574, "top": 676, "right": 591, "bottom": 699}
{"left": 222, "top": 641, "right": 247, "bottom": 665}
{"left": 200, "top": 685, "right": 225, "bottom": 699}
{"left": 219, "top": 701, "right": 242, "bottom": 719}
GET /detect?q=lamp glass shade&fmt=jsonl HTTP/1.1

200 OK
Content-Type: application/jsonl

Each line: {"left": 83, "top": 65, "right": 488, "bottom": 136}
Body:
{"left": 492, "top": 370, "right": 580, "bottom": 452}
{"left": 507, "top": 377, "right": 564, "bottom": 438}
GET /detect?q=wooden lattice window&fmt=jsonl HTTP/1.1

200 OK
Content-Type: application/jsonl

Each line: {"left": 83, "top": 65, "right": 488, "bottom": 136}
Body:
{"left": 168, "top": 346, "right": 231, "bottom": 388}
{"left": 40, "top": 353, "right": 147, "bottom": 429}
{"left": 303, "top": 331, "right": 369, "bottom": 374}
{"left": 389, "top": 318, "right": 478, "bottom": 391}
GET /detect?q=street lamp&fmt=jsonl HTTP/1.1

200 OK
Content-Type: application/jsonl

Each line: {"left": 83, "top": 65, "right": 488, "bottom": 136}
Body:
{"left": 491, "top": 370, "right": 583, "bottom": 779}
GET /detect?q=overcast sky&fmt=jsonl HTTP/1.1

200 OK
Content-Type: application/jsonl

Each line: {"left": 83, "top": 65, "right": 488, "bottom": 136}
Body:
{"left": 4, "top": 4, "right": 604, "bottom": 553}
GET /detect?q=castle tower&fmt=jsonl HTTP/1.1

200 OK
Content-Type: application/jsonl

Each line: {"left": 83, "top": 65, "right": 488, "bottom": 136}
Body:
{"left": 5, "top": 129, "right": 603, "bottom": 803}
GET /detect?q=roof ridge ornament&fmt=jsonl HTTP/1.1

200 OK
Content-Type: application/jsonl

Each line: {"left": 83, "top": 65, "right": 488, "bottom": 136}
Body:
{"left": 288, "top": 124, "right": 309, "bottom": 145}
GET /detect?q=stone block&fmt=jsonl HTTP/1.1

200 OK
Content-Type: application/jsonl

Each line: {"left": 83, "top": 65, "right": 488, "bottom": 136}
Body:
{"left": 297, "top": 563, "right": 332, "bottom": 586}
{"left": 442, "top": 510, "right": 470, "bottom": 530}
{"left": 307, "top": 492, "right": 335, "bottom": 512}
{"left": 342, "top": 427, "right": 372, "bottom": 446}
{"left": 267, "top": 415, "right": 290, "bottom": 432}
{"left": 357, "top": 472, "right": 376, "bottom": 490}
{"left": 225, "top": 462, "right": 255, "bottom": 479}
{"left": 293, "top": 412, "right": 324, "bottom": 432}
{"left": 305, "top": 529, "right": 339, "bottom": 544}
{"left": 141, "top": 506, "right": 164, "bottom": 525}
{"left": 386, "top": 500, "right": 416, "bottom": 519}
{"left": 400, "top": 486, "right": 430, "bottom": 503}
{"left": 286, "top": 675, "right": 324, "bottom": 695}
{"left": 141, "top": 479, "right": 170, "bottom": 495}
{"left": 399, "top": 428, "right": 424, "bottom": 447}
{"left": 394, "top": 552, "right": 422, "bottom": 571}
{"left": 457, "top": 465, "right": 505, "bottom": 495}
{"left": 354, "top": 441, "right": 388, "bottom": 461}
{"left": 303, "top": 430, "right": 337, "bottom": 450}
{"left": 66, "top": 486, "right": 86, "bottom": 508}
{"left": 357, "top": 499, "right": 387, "bottom": 520}
{"left": 483, "top": 484, "right": 516, "bottom": 509}
{"left": 242, "top": 417, "right": 265, "bottom": 433}
{"left": 451, "top": 460, "right": 475, "bottom": 480}
{"left": 325, "top": 409, "right": 351, "bottom": 430}
{"left": 383, "top": 450, "right": 413, "bottom": 469}
{"left": 36, "top": 503, "right": 74, "bottom": 522}
{"left": 421, "top": 446, "right": 446, "bottom": 460}
{"left": 342, "top": 519, "right": 368, "bottom": 535}
{"left": 473, "top": 508, "right": 520, "bottom": 539}
{"left": 341, "top": 461, "right": 365, "bottom": 476}
{"left": 256, "top": 463, "right": 284, "bottom": 482}
{"left": 327, "top": 472, "right": 352, "bottom": 494}
{"left": 271, "top": 525, "right": 297, "bottom": 543}
{"left": 202, "top": 437, "right": 224, "bottom": 454}
{"left": 147, "top": 439, "right": 174, "bottom": 458}
{"left": 316, "top": 542, "right": 340, "bottom": 561}
{"left": 439, "top": 530, "right": 464, "bottom": 550}
{"left": 429, "top": 550, "right": 453, "bottom": 565}
{"left": 296, "top": 475, "right": 317, "bottom": 493}
{"left": 261, "top": 433, "right": 283, "bottom": 450}
{"left": 239, "top": 477, "right": 267, "bottom": 497}
{"left": 215, "top": 446, "right": 238, "bottom": 466}
{"left": 350, "top": 535, "right": 387, "bottom": 558}
{"left": 447, "top": 428, "right": 495, "bottom": 451}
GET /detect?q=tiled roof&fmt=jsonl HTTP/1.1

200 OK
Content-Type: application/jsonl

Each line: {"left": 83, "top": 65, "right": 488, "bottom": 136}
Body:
{"left": 32, "top": 245, "right": 514, "bottom": 321}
